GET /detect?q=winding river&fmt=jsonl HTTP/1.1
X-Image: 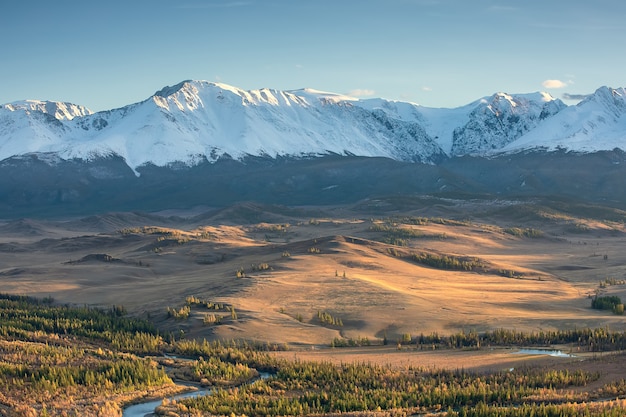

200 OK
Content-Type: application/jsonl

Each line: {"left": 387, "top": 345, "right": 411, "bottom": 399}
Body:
{"left": 123, "top": 348, "right": 577, "bottom": 416}
{"left": 122, "top": 386, "right": 211, "bottom": 417}
{"left": 123, "top": 372, "right": 271, "bottom": 417}
{"left": 513, "top": 348, "right": 575, "bottom": 357}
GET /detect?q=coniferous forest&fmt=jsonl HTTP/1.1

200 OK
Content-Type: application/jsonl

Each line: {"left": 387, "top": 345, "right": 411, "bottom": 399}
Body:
{"left": 1, "top": 293, "right": 626, "bottom": 416}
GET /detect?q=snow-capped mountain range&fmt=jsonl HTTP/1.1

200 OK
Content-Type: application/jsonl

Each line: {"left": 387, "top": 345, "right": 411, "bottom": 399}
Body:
{"left": 1, "top": 80, "right": 625, "bottom": 172}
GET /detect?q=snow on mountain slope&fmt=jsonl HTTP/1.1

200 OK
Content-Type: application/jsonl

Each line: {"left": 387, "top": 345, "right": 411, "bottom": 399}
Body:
{"left": 0, "top": 103, "right": 66, "bottom": 157}
{"left": 0, "top": 80, "right": 624, "bottom": 172}
{"left": 22, "top": 80, "right": 447, "bottom": 170}
{"left": 0, "top": 100, "right": 94, "bottom": 159}
{"left": 502, "top": 87, "right": 626, "bottom": 153}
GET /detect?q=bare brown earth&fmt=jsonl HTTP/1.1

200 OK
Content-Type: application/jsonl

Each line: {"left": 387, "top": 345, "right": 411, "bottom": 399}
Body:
{"left": 0, "top": 198, "right": 625, "bottom": 349}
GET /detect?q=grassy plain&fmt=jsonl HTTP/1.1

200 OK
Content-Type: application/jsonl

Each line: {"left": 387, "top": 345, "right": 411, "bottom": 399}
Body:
{"left": 1, "top": 197, "right": 624, "bottom": 346}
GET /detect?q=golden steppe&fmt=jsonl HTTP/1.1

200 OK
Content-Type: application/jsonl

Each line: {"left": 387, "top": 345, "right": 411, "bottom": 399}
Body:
{"left": 1, "top": 198, "right": 625, "bottom": 350}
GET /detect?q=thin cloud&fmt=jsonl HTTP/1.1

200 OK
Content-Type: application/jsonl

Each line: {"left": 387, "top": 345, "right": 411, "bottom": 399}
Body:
{"left": 176, "top": 1, "right": 252, "bottom": 9}
{"left": 487, "top": 5, "right": 519, "bottom": 12}
{"left": 348, "top": 89, "right": 376, "bottom": 97}
{"left": 542, "top": 79, "right": 568, "bottom": 89}
{"left": 421, "top": 86, "right": 433, "bottom": 92}
{"left": 531, "top": 22, "right": 621, "bottom": 31}
{"left": 562, "top": 93, "right": 590, "bottom": 101}
{"left": 399, "top": 0, "right": 441, "bottom": 6}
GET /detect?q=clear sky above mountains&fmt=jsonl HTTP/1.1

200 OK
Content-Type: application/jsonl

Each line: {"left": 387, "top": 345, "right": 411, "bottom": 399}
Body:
{"left": 1, "top": 0, "right": 624, "bottom": 112}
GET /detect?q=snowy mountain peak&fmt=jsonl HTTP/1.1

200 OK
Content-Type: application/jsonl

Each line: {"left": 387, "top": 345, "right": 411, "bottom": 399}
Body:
{"left": 579, "top": 86, "right": 626, "bottom": 114}
{"left": 481, "top": 91, "right": 559, "bottom": 109}
{"left": 450, "top": 91, "right": 567, "bottom": 155}
{"left": 152, "top": 81, "right": 292, "bottom": 110}
{"left": 1, "top": 80, "right": 625, "bottom": 172}
{"left": 151, "top": 81, "right": 360, "bottom": 110}
{"left": 3, "top": 100, "right": 93, "bottom": 120}
{"left": 499, "top": 85, "right": 626, "bottom": 153}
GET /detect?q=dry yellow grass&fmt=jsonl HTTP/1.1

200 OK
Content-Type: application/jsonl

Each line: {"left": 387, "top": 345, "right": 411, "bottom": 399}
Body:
{"left": 1, "top": 201, "right": 625, "bottom": 348}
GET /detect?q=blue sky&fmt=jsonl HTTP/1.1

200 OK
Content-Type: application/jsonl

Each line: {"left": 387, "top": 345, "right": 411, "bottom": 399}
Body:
{"left": 1, "top": 0, "right": 625, "bottom": 111}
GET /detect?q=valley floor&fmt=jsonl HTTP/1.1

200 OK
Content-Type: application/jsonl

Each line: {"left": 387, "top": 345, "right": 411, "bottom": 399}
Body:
{"left": 2, "top": 196, "right": 626, "bottom": 416}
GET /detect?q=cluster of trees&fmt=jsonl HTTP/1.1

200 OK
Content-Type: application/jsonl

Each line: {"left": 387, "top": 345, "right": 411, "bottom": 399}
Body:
{"left": 10, "top": 357, "right": 171, "bottom": 392}
{"left": 330, "top": 336, "right": 371, "bottom": 347}
{"left": 450, "top": 401, "right": 626, "bottom": 417}
{"left": 235, "top": 263, "right": 272, "bottom": 278}
{"left": 384, "top": 216, "right": 470, "bottom": 227}
{"left": 317, "top": 310, "right": 343, "bottom": 326}
{"left": 195, "top": 228, "right": 215, "bottom": 240}
{"left": 406, "top": 327, "right": 626, "bottom": 352}
{"left": 0, "top": 293, "right": 175, "bottom": 416}
{"left": 369, "top": 223, "right": 448, "bottom": 246}
{"left": 0, "top": 294, "right": 277, "bottom": 415}
{"left": 164, "top": 350, "right": 258, "bottom": 387}
{"left": 118, "top": 226, "right": 176, "bottom": 235}
{"left": 6, "top": 292, "right": 626, "bottom": 417}
{"left": 600, "top": 277, "right": 626, "bottom": 287}
{"left": 192, "top": 356, "right": 257, "bottom": 386}
{"left": 154, "top": 234, "right": 189, "bottom": 245}
{"left": 328, "top": 327, "right": 626, "bottom": 352}
{"left": 170, "top": 338, "right": 282, "bottom": 373}
{"left": 168, "top": 296, "right": 236, "bottom": 323}
{"left": 0, "top": 294, "right": 159, "bottom": 352}
{"left": 503, "top": 227, "right": 544, "bottom": 238}
{"left": 411, "top": 252, "right": 486, "bottom": 271}
{"left": 119, "top": 226, "right": 191, "bottom": 248}
{"left": 185, "top": 295, "right": 227, "bottom": 310}
{"left": 203, "top": 313, "right": 222, "bottom": 325}
{"left": 109, "top": 330, "right": 163, "bottom": 354}
{"left": 166, "top": 305, "right": 191, "bottom": 319}
{"left": 591, "top": 296, "right": 624, "bottom": 314}
{"left": 175, "top": 358, "right": 619, "bottom": 417}
{"left": 253, "top": 223, "right": 289, "bottom": 233}
{"left": 0, "top": 293, "right": 162, "bottom": 352}
{"left": 498, "top": 269, "right": 522, "bottom": 278}
{"left": 369, "top": 224, "right": 418, "bottom": 236}
{"left": 250, "top": 262, "right": 271, "bottom": 271}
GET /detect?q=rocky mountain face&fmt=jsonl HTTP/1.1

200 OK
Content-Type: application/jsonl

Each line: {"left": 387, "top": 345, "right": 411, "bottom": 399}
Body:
{"left": 450, "top": 92, "right": 567, "bottom": 155}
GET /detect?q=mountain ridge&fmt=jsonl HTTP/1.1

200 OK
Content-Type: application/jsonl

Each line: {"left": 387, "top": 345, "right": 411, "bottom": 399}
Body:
{"left": 1, "top": 80, "right": 624, "bottom": 172}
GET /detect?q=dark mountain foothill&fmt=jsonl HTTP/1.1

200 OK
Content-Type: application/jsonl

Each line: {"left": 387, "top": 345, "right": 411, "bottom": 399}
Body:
{"left": 0, "top": 149, "right": 625, "bottom": 218}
